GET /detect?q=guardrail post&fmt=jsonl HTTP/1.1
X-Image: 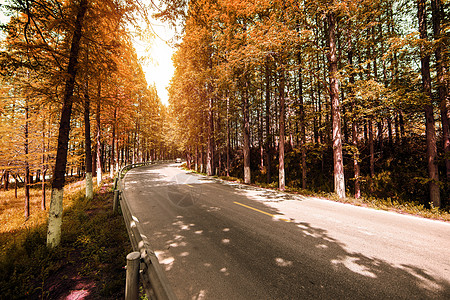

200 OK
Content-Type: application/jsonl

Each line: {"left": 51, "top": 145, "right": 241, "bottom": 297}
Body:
{"left": 113, "top": 176, "right": 118, "bottom": 190}
{"left": 113, "top": 190, "right": 119, "bottom": 214}
{"left": 125, "top": 251, "right": 141, "bottom": 300}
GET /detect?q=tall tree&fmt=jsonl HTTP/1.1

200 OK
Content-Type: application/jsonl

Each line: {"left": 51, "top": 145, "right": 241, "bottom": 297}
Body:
{"left": 47, "top": 0, "right": 88, "bottom": 248}
{"left": 431, "top": 0, "right": 450, "bottom": 180}
{"left": 279, "top": 71, "right": 286, "bottom": 190}
{"left": 327, "top": 7, "right": 346, "bottom": 199}
{"left": 24, "top": 90, "right": 30, "bottom": 219}
{"left": 95, "top": 81, "right": 102, "bottom": 186}
{"left": 243, "top": 79, "right": 251, "bottom": 184}
{"left": 418, "top": 0, "right": 440, "bottom": 208}
{"left": 84, "top": 80, "right": 93, "bottom": 199}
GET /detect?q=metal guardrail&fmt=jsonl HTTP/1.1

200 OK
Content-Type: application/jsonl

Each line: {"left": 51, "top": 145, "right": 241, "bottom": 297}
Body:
{"left": 115, "top": 161, "right": 178, "bottom": 300}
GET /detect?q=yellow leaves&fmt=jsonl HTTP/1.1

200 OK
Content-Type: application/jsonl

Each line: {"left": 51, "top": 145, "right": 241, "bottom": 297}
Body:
{"left": 388, "top": 32, "right": 418, "bottom": 48}
{"left": 355, "top": 79, "right": 384, "bottom": 101}
{"left": 442, "top": 22, "right": 450, "bottom": 35}
{"left": 220, "top": 0, "right": 269, "bottom": 18}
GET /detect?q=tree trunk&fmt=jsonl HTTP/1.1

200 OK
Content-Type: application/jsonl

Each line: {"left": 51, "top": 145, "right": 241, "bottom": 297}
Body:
{"left": 312, "top": 81, "right": 319, "bottom": 145}
{"left": 327, "top": 10, "right": 345, "bottom": 199}
{"left": 3, "top": 171, "right": 9, "bottom": 191}
{"left": 24, "top": 95, "right": 30, "bottom": 219}
{"left": 298, "top": 58, "right": 307, "bottom": 189}
{"left": 195, "top": 145, "right": 199, "bottom": 172}
{"left": 110, "top": 107, "right": 117, "bottom": 178}
{"left": 258, "top": 108, "right": 264, "bottom": 170}
{"left": 200, "top": 146, "right": 204, "bottom": 173}
{"left": 14, "top": 174, "right": 18, "bottom": 198}
{"left": 279, "top": 71, "right": 286, "bottom": 191}
{"left": 399, "top": 111, "right": 405, "bottom": 144}
{"left": 84, "top": 82, "right": 93, "bottom": 199}
{"left": 431, "top": 0, "right": 450, "bottom": 179}
{"left": 116, "top": 117, "right": 119, "bottom": 171}
{"left": 243, "top": 83, "right": 251, "bottom": 184}
{"left": 47, "top": 0, "right": 87, "bottom": 248}
{"left": 369, "top": 118, "right": 375, "bottom": 178}
{"left": 395, "top": 113, "right": 400, "bottom": 145}
{"left": 42, "top": 119, "right": 46, "bottom": 210}
{"left": 96, "top": 81, "right": 102, "bottom": 186}
{"left": 348, "top": 45, "right": 361, "bottom": 198}
{"left": 387, "top": 117, "right": 393, "bottom": 147}
{"left": 206, "top": 97, "right": 214, "bottom": 176}
{"left": 352, "top": 119, "right": 361, "bottom": 198}
{"left": 418, "top": 0, "right": 440, "bottom": 207}
{"left": 226, "top": 97, "right": 230, "bottom": 177}
{"left": 265, "top": 62, "right": 271, "bottom": 184}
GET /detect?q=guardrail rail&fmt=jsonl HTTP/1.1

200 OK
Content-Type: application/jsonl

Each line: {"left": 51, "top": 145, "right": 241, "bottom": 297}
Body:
{"left": 115, "top": 161, "right": 178, "bottom": 300}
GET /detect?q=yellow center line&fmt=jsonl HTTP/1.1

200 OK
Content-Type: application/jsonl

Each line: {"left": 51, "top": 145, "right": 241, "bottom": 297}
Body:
{"left": 186, "top": 184, "right": 194, "bottom": 187}
{"left": 233, "top": 201, "right": 291, "bottom": 222}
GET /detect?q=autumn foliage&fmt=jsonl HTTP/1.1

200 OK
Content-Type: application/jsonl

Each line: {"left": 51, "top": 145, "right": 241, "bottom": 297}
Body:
{"left": 164, "top": 0, "right": 449, "bottom": 208}
{"left": 0, "top": 0, "right": 175, "bottom": 230}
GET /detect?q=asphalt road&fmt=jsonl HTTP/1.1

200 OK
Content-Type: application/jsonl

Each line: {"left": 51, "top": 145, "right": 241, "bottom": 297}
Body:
{"left": 123, "top": 163, "right": 450, "bottom": 299}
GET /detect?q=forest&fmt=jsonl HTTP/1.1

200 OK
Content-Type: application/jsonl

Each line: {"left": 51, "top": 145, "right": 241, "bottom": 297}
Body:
{"left": 163, "top": 0, "right": 450, "bottom": 209}
{"left": 0, "top": 0, "right": 449, "bottom": 248}
{"left": 0, "top": 0, "right": 178, "bottom": 247}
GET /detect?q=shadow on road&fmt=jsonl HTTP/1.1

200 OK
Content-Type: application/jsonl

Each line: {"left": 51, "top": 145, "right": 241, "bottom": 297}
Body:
{"left": 124, "top": 166, "right": 450, "bottom": 299}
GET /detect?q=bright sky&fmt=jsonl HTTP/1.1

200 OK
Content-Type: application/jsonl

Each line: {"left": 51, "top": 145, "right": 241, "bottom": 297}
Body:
{"left": 0, "top": 1, "right": 8, "bottom": 40}
{"left": 0, "top": 1, "right": 175, "bottom": 106}
{"left": 134, "top": 19, "right": 175, "bottom": 106}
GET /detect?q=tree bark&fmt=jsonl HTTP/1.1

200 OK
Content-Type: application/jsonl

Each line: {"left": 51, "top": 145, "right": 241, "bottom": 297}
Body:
{"left": 42, "top": 119, "right": 46, "bottom": 210}
{"left": 299, "top": 61, "right": 307, "bottom": 190}
{"left": 265, "top": 62, "right": 271, "bottom": 184}
{"left": 387, "top": 117, "right": 393, "bottom": 147}
{"left": 110, "top": 107, "right": 117, "bottom": 178}
{"left": 84, "top": 82, "right": 93, "bottom": 199}
{"left": 431, "top": 0, "right": 450, "bottom": 180}
{"left": 47, "top": 0, "right": 87, "bottom": 248}
{"left": 243, "top": 81, "right": 251, "bottom": 184}
{"left": 3, "top": 171, "right": 9, "bottom": 191}
{"left": 369, "top": 118, "right": 375, "bottom": 178}
{"left": 348, "top": 44, "right": 361, "bottom": 198}
{"left": 24, "top": 95, "right": 30, "bottom": 219}
{"left": 13, "top": 174, "right": 18, "bottom": 198}
{"left": 195, "top": 144, "right": 199, "bottom": 172}
{"left": 226, "top": 97, "right": 230, "bottom": 177}
{"left": 279, "top": 71, "right": 286, "bottom": 191}
{"left": 258, "top": 108, "right": 264, "bottom": 170}
{"left": 352, "top": 119, "right": 361, "bottom": 199}
{"left": 327, "top": 9, "right": 345, "bottom": 199}
{"left": 399, "top": 111, "right": 405, "bottom": 144}
{"left": 96, "top": 81, "right": 102, "bottom": 186}
{"left": 206, "top": 96, "right": 214, "bottom": 176}
{"left": 418, "top": 0, "right": 441, "bottom": 207}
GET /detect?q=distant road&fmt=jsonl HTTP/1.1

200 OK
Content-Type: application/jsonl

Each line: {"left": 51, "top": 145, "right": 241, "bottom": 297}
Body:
{"left": 123, "top": 163, "right": 450, "bottom": 299}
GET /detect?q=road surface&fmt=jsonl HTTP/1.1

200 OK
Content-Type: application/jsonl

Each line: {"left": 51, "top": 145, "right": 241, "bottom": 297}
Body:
{"left": 123, "top": 163, "right": 450, "bottom": 299}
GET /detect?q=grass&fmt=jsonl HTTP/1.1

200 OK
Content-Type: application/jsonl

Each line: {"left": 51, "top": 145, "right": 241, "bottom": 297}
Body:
{"left": 277, "top": 186, "right": 450, "bottom": 222}
{"left": 0, "top": 177, "right": 131, "bottom": 299}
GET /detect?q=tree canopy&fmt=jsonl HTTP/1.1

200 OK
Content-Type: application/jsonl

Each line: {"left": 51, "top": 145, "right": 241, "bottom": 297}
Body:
{"left": 165, "top": 0, "right": 449, "bottom": 208}
{"left": 0, "top": 0, "right": 449, "bottom": 244}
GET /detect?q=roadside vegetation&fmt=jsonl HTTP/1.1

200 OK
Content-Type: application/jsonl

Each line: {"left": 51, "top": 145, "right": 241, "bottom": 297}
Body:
{"left": 167, "top": 0, "right": 450, "bottom": 211}
{"left": 0, "top": 178, "right": 130, "bottom": 299}
{"left": 185, "top": 165, "right": 450, "bottom": 223}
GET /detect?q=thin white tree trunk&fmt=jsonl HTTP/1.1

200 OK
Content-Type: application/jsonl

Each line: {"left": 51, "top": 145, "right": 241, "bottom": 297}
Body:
{"left": 47, "top": 188, "right": 64, "bottom": 248}
{"left": 86, "top": 172, "right": 93, "bottom": 199}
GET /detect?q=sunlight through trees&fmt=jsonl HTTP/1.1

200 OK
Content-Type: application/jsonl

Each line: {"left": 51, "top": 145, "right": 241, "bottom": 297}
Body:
{"left": 1, "top": 0, "right": 449, "bottom": 249}
{"left": 162, "top": 0, "right": 449, "bottom": 207}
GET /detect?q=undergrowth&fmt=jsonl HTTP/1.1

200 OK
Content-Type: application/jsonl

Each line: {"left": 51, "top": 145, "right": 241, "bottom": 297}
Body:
{"left": 0, "top": 179, "right": 131, "bottom": 299}
{"left": 188, "top": 167, "right": 450, "bottom": 222}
